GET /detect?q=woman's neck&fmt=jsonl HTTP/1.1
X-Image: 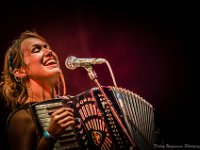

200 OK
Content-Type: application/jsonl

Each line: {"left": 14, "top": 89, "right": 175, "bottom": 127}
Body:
{"left": 26, "top": 80, "right": 56, "bottom": 103}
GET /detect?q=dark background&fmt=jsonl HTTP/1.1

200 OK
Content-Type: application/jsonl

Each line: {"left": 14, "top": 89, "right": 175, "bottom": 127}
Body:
{"left": 0, "top": 1, "right": 198, "bottom": 149}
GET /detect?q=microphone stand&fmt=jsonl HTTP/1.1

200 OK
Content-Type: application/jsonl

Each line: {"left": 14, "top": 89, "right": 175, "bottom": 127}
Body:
{"left": 84, "top": 65, "right": 135, "bottom": 148}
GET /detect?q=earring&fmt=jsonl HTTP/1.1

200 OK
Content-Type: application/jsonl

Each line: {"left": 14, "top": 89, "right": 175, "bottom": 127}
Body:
{"left": 14, "top": 76, "right": 22, "bottom": 83}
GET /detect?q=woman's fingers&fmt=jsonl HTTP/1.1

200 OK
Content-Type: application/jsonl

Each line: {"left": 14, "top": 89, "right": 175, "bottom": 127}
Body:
{"left": 48, "top": 107, "right": 75, "bottom": 138}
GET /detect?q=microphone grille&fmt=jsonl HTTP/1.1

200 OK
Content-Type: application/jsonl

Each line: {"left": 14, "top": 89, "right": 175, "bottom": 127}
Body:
{"left": 65, "top": 56, "right": 77, "bottom": 70}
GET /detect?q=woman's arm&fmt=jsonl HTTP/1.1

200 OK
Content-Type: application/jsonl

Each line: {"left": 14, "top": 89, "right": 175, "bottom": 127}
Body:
{"left": 7, "top": 109, "right": 39, "bottom": 150}
{"left": 7, "top": 107, "right": 75, "bottom": 150}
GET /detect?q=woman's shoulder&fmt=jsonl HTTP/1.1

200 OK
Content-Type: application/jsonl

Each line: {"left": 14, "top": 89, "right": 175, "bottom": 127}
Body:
{"left": 12, "top": 107, "right": 30, "bottom": 118}
{"left": 7, "top": 105, "right": 32, "bottom": 127}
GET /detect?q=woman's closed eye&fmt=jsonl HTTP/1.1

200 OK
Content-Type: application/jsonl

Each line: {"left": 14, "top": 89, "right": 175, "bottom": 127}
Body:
{"left": 32, "top": 45, "right": 42, "bottom": 53}
{"left": 31, "top": 44, "right": 51, "bottom": 53}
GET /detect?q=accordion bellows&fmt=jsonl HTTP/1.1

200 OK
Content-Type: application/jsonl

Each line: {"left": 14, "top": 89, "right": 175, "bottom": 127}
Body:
{"left": 30, "top": 86, "right": 155, "bottom": 150}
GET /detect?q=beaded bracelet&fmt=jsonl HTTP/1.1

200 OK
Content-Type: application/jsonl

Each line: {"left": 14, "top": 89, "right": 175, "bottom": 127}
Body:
{"left": 43, "top": 130, "right": 56, "bottom": 144}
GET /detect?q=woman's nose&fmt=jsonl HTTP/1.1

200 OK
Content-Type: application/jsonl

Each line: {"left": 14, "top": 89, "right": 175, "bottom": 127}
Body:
{"left": 45, "top": 49, "right": 53, "bottom": 56}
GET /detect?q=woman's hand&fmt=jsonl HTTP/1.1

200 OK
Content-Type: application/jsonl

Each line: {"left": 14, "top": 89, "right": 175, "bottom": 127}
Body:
{"left": 47, "top": 107, "right": 75, "bottom": 140}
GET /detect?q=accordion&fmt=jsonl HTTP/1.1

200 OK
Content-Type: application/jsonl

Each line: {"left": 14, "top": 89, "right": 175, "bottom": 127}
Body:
{"left": 29, "top": 86, "right": 155, "bottom": 150}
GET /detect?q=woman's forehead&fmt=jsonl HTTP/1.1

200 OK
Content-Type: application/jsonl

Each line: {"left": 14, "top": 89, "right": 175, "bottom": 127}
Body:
{"left": 21, "top": 38, "right": 47, "bottom": 50}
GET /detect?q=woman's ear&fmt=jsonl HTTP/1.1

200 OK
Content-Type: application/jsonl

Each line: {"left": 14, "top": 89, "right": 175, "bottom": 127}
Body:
{"left": 13, "top": 68, "right": 27, "bottom": 79}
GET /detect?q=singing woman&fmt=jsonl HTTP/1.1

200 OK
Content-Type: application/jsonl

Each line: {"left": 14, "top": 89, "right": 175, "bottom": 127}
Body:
{"left": 0, "top": 30, "right": 75, "bottom": 150}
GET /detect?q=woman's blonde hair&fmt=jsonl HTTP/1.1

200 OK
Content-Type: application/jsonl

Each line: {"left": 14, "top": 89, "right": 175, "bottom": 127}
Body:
{"left": 0, "top": 30, "right": 66, "bottom": 109}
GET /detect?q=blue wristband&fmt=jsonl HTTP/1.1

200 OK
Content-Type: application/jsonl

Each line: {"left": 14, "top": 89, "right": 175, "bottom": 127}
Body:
{"left": 43, "top": 130, "right": 56, "bottom": 144}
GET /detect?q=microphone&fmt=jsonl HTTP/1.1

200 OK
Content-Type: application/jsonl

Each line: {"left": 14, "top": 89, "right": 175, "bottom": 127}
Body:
{"left": 65, "top": 56, "right": 106, "bottom": 70}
